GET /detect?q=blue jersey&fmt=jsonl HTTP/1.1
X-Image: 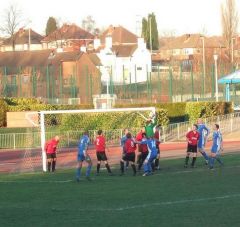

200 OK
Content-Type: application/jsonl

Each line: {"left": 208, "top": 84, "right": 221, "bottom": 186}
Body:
{"left": 78, "top": 135, "right": 90, "bottom": 155}
{"left": 211, "top": 131, "right": 222, "bottom": 153}
{"left": 197, "top": 123, "right": 209, "bottom": 148}
{"left": 140, "top": 138, "right": 157, "bottom": 157}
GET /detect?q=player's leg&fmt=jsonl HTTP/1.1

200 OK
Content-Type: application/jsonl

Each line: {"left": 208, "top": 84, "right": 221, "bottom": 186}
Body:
{"left": 209, "top": 152, "right": 216, "bottom": 169}
{"left": 76, "top": 160, "right": 83, "bottom": 181}
{"left": 85, "top": 155, "right": 92, "bottom": 179}
{"left": 137, "top": 153, "right": 144, "bottom": 170}
{"left": 184, "top": 145, "right": 191, "bottom": 168}
{"left": 154, "top": 146, "right": 160, "bottom": 170}
{"left": 198, "top": 146, "right": 209, "bottom": 164}
{"left": 52, "top": 153, "right": 57, "bottom": 172}
{"left": 215, "top": 154, "right": 223, "bottom": 166}
{"left": 102, "top": 152, "right": 112, "bottom": 174}
{"left": 191, "top": 146, "right": 197, "bottom": 168}
{"left": 96, "top": 152, "right": 101, "bottom": 175}
{"left": 120, "top": 158, "right": 125, "bottom": 175}
{"left": 47, "top": 154, "right": 52, "bottom": 172}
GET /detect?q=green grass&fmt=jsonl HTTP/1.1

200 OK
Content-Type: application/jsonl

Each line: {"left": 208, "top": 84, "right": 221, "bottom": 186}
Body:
{"left": 0, "top": 154, "right": 240, "bottom": 227}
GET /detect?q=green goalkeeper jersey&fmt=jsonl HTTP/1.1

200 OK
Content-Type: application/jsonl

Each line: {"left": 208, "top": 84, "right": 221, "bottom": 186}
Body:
{"left": 145, "top": 117, "right": 157, "bottom": 138}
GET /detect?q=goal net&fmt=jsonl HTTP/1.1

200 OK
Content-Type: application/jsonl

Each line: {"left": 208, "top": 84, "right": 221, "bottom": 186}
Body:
{"left": 26, "top": 107, "right": 156, "bottom": 172}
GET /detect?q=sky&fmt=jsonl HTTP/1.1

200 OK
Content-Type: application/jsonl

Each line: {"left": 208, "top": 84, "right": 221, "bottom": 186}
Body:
{"left": 0, "top": 0, "right": 239, "bottom": 36}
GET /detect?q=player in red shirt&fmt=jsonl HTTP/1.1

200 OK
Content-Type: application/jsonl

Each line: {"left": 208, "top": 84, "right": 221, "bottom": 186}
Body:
{"left": 137, "top": 132, "right": 149, "bottom": 171}
{"left": 94, "top": 130, "right": 112, "bottom": 175}
{"left": 153, "top": 125, "right": 161, "bottom": 170}
{"left": 136, "top": 127, "right": 145, "bottom": 168}
{"left": 44, "top": 135, "right": 60, "bottom": 172}
{"left": 120, "top": 132, "right": 137, "bottom": 176}
{"left": 184, "top": 124, "right": 200, "bottom": 168}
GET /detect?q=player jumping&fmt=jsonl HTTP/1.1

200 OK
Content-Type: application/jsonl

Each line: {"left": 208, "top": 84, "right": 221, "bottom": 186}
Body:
{"left": 76, "top": 132, "right": 92, "bottom": 182}
{"left": 209, "top": 124, "right": 224, "bottom": 169}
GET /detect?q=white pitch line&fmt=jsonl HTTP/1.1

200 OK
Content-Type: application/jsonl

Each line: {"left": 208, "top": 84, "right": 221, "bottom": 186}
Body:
{"left": 1, "top": 194, "right": 240, "bottom": 212}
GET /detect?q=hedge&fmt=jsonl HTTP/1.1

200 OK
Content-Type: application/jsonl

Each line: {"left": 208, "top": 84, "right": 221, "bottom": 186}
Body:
{"left": 114, "top": 101, "right": 233, "bottom": 123}
{"left": 0, "top": 98, "right": 8, "bottom": 127}
{"left": 60, "top": 108, "right": 169, "bottom": 131}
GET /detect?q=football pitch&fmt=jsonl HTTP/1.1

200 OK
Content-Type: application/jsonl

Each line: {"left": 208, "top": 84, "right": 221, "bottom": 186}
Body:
{"left": 0, "top": 153, "right": 240, "bottom": 227}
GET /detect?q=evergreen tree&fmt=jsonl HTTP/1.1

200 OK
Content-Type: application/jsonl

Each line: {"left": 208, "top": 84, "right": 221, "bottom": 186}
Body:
{"left": 141, "top": 13, "right": 159, "bottom": 51}
{"left": 45, "top": 17, "right": 57, "bottom": 36}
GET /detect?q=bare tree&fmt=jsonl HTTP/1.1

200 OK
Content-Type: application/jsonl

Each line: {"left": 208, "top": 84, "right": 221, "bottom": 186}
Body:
{"left": 0, "top": 4, "right": 24, "bottom": 50}
{"left": 221, "top": 0, "right": 239, "bottom": 60}
{"left": 82, "top": 15, "right": 96, "bottom": 34}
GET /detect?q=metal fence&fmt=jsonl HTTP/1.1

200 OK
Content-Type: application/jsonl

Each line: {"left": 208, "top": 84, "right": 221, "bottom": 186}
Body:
{"left": 1, "top": 113, "right": 240, "bottom": 150}
{"left": 0, "top": 63, "right": 239, "bottom": 105}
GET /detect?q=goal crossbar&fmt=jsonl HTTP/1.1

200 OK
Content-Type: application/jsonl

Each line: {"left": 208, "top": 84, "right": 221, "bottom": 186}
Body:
{"left": 39, "top": 107, "right": 156, "bottom": 172}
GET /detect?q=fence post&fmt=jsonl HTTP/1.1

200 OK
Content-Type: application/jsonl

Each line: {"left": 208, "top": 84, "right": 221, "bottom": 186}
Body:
{"left": 13, "top": 133, "right": 16, "bottom": 150}
{"left": 67, "top": 132, "right": 70, "bottom": 147}
{"left": 162, "top": 126, "right": 166, "bottom": 143}
{"left": 177, "top": 123, "right": 180, "bottom": 140}
{"left": 230, "top": 116, "right": 233, "bottom": 132}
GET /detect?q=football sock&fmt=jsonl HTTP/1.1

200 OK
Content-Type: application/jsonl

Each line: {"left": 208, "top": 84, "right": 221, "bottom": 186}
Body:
{"left": 185, "top": 156, "right": 189, "bottom": 165}
{"left": 138, "top": 161, "right": 143, "bottom": 170}
{"left": 210, "top": 157, "right": 215, "bottom": 168}
{"left": 97, "top": 163, "right": 100, "bottom": 173}
{"left": 76, "top": 167, "right": 81, "bottom": 179}
{"left": 47, "top": 162, "right": 51, "bottom": 172}
{"left": 151, "top": 162, "right": 155, "bottom": 171}
{"left": 216, "top": 156, "right": 223, "bottom": 165}
{"left": 120, "top": 161, "right": 124, "bottom": 173}
{"left": 155, "top": 158, "right": 159, "bottom": 168}
{"left": 86, "top": 165, "right": 92, "bottom": 177}
{"left": 191, "top": 157, "right": 196, "bottom": 167}
{"left": 52, "top": 161, "right": 56, "bottom": 172}
{"left": 143, "top": 162, "right": 148, "bottom": 173}
{"left": 126, "top": 161, "right": 129, "bottom": 168}
{"left": 105, "top": 163, "right": 112, "bottom": 173}
{"left": 131, "top": 164, "right": 136, "bottom": 174}
{"left": 201, "top": 151, "right": 209, "bottom": 161}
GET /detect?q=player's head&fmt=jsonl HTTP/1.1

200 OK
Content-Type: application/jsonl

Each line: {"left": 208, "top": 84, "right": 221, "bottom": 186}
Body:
{"left": 155, "top": 124, "right": 161, "bottom": 131}
{"left": 141, "top": 127, "right": 145, "bottom": 132}
{"left": 193, "top": 124, "right": 198, "bottom": 131}
{"left": 197, "top": 118, "right": 203, "bottom": 124}
{"left": 97, "top": 129, "right": 103, "bottom": 135}
{"left": 83, "top": 131, "right": 89, "bottom": 136}
{"left": 124, "top": 128, "right": 129, "bottom": 135}
{"left": 54, "top": 135, "right": 60, "bottom": 142}
{"left": 214, "top": 124, "right": 220, "bottom": 130}
{"left": 126, "top": 132, "right": 132, "bottom": 139}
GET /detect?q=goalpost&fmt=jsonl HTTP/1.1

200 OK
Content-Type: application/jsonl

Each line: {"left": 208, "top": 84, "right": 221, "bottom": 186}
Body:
{"left": 32, "top": 107, "right": 156, "bottom": 172}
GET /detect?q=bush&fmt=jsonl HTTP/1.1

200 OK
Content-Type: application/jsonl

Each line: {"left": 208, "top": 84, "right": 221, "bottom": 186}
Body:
{"left": 0, "top": 98, "right": 8, "bottom": 127}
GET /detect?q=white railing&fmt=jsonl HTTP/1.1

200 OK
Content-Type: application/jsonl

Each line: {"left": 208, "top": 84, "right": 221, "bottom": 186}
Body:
{"left": 1, "top": 112, "right": 240, "bottom": 150}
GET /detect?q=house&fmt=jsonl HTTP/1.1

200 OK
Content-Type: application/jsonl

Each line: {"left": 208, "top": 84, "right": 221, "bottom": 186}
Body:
{"left": 0, "top": 50, "right": 101, "bottom": 104}
{"left": 0, "top": 28, "right": 43, "bottom": 52}
{"left": 155, "top": 34, "right": 227, "bottom": 72}
{"left": 41, "top": 24, "right": 94, "bottom": 51}
{"left": 94, "top": 25, "right": 151, "bottom": 85}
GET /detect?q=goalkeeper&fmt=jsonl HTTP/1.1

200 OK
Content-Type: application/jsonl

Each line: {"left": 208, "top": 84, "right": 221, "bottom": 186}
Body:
{"left": 145, "top": 112, "right": 157, "bottom": 138}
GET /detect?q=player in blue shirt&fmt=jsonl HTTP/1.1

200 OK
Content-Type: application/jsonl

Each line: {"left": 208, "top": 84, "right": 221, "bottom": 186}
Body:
{"left": 76, "top": 132, "right": 92, "bottom": 181}
{"left": 138, "top": 137, "right": 158, "bottom": 176}
{"left": 197, "top": 118, "right": 209, "bottom": 164}
{"left": 209, "top": 124, "right": 224, "bottom": 169}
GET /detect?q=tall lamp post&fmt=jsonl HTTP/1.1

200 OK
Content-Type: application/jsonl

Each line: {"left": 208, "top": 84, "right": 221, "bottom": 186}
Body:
{"left": 149, "top": 15, "right": 152, "bottom": 53}
{"left": 200, "top": 36, "right": 206, "bottom": 96}
{"left": 231, "top": 37, "right": 235, "bottom": 64}
{"left": 213, "top": 54, "right": 219, "bottom": 101}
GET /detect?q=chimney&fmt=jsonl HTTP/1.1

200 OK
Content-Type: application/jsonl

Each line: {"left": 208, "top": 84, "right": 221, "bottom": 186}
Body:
{"left": 94, "top": 38, "right": 101, "bottom": 49}
{"left": 105, "top": 36, "right": 112, "bottom": 49}
{"left": 137, "top": 37, "right": 146, "bottom": 49}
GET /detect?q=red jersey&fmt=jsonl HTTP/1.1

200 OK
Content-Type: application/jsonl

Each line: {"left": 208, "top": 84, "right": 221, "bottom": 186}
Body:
{"left": 94, "top": 135, "right": 105, "bottom": 152}
{"left": 154, "top": 130, "right": 160, "bottom": 146}
{"left": 186, "top": 130, "right": 199, "bottom": 146}
{"left": 136, "top": 131, "right": 143, "bottom": 141}
{"left": 124, "top": 138, "right": 137, "bottom": 153}
{"left": 45, "top": 139, "right": 59, "bottom": 154}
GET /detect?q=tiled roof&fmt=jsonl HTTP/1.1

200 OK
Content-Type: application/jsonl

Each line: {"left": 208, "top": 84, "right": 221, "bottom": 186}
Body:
{"left": 100, "top": 25, "right": 137, "bottom": 45}
{"left": 0, "top": 50, "right": 85, "bottom": 67}
{"left": 112, "top": 44, "right": 137, "bottom": 57}
{"left": 42, "top": 24, "right": 94, "bottom": 42}
{"left": 159, "top": 34, "right": 226, "bottom": 50}
{"left": 2, "top": 28, "right": 43, "bottom": 45}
